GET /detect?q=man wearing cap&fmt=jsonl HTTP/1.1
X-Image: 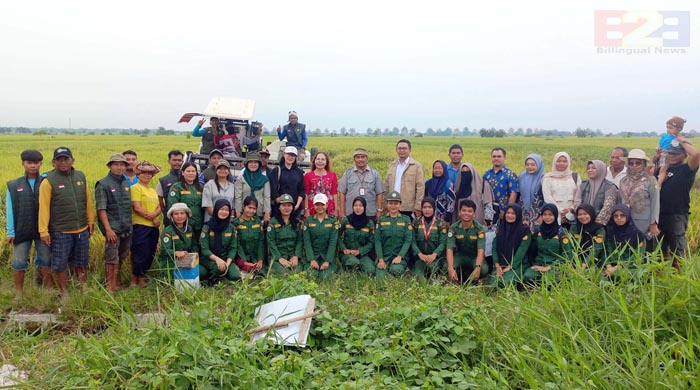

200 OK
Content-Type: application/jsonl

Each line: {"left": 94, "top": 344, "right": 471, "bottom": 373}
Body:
{"left": 657, "top": 136, "right": 699, "bottom": 267}
{"left": 259, "top": 147, "right": 272, "bottom": 176}
{"left": 385, "top": 139, "right": 425, "bottom": 219}
{"left": 122, "top": 150, "right": 139, "bottom": 186}
{"left": 6, "top": 150, "right": 52, "bottom": 302}
{"left": 95, "top": 154, "right": 132, "bottom": 292}
{"left": 199, "top": 149, "right": 229, "bottom": 185}
{"left": 269, "top": 146, "right": 305, "bottom": 217}
{"left": 157, "top": 150, "right": 184, "bottom": 226}
{"left": 39, "top": 147, "right": 95, "bottom": 296}
{"left": 339, "top": 148, "right": 385, "bottom": 220}
{"left": 193, "top": 117, "right": 226, "bottom": 154}
{"left": 276, "top": 111, "right": 308, "bottom": 161}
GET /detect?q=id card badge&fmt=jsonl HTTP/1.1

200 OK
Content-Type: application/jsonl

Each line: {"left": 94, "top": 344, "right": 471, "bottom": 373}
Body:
{"left": 359, "top": 188, "right": 365, "bottom": 196}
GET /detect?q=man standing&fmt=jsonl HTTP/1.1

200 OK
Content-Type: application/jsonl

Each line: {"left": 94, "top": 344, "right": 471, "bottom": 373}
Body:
{"left": 446, "top": 144, "right": 464, "bottom": 187}
{"left": 95, "top": 154, "right": 132, "bottom": 292}
{"left": 198, "top": 149, "right": 225, "bottom": 185}
{"left": 259, "top": 147, "right": 272, "bottom": 176}
{"left": 6, "top": 150, "right": 52, "bottom": 302}
{"left": 276, "top": 111, "right": 308, "bottom": 161}
{"left": 122, "top": 150, "right": 138, "bottom": 186}
{"left": 483, "top": 147, "right": 518, "bottom": 214}
{"left": 658, "top": 138, "right": 699, "bottom": 269}
{"left": 338, "top": 148, "right": 385, "bottom": 220}
{"left": 156, "top": 150, "right": 184, "bottom": 224}
{"left": 385, "top": 139, "right": 425, "bottom": 219}
{"left": 193, "top": 117, "right": 226, "bottom": 154}
{"left": 606, "top": 146, "right": 628, "bottom": 187}
{"left": 269, "top": 146, "right": 305, "bottom": 217}
{"left": 39, "top": 147, "right": 95, "bottom": 298}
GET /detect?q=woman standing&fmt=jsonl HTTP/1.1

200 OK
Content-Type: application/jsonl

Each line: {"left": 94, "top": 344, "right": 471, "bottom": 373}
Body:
{"left": 569, "top": 204, "right": 605, "bottom": 268}
{"left": 130, "top": 161, "right": 162, "bottom": 287}
{"left": 541, "top": 152, "right": 580, "bottom": 225}
{"left": 199, "top": 199, "right": 240, "bottom": 283}
{"left": 518, "top": 153, "right": 545, "bottom": 231}
{"left": 234, "top": 152, "right": 271, "bottom": 223}
{"left": 375, "top": 191, "right": 413, "bottom": 278}
{"left": 303, "top": 193, "right": 339, "bottom": 280}
{"left": 489, "top": 204, "right": 531, "bottom": 288}
{"left": 268, "top": 194, "right": 304, "bottom": 274}
{"left": 168, "top": 162, "right": 204, "bottom": 241}
{"left": 304, "top": 152, "right": 339, "bottom": 218}
{"left": 338, "top": 197, "right": 375, "bottom": 274}
{"left": 604, "top": 204, "right": 646, "bottom": 278}
{"left": 233, "top": 196, "right": 265, "bottom": 276}
{"left": 158, "top": 203, "right": 195, "bottom": 279}
{"left": 411, "top": 197, "right": 447, "bottom": 279}
{"left": 619, "top": 149, "right": 660, "bottom": 246}
{"left": 452, "top": 162, "right": 495, "bottom": 225}
{"left": 425, "top": 160, "right": 454, "bottom": 221}
{"left": 202, "top": 160, "right": 235, "bottom": 223}
{"left": 522, "top": 204, "right": 572, "bottom": 285}
{"left": 574, "top": 160, "right": 619, "bottom": 225}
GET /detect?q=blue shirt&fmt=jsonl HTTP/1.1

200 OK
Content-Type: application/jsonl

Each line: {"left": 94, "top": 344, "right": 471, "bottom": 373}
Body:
{"left": 446, "top": 164, "right": 460, "bottom": 187}
{"left": 277, "top": 124, "right": 308, "bottom": 148}
{"left": 123, "top": 174, "right": 138, "bottom": 186}
{"left": 5, "top": 178, "right": 37, "bottom": 238}
{"left": 483, "top": 166, "right": 519, "bottom": 207}
{"left": 659, "top": 133, "right": 676, "bottom": 150}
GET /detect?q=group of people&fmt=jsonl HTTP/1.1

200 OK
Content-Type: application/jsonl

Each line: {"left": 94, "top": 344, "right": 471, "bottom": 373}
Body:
{"left": 5, "top": 116, "right": 698, "bottom": 301}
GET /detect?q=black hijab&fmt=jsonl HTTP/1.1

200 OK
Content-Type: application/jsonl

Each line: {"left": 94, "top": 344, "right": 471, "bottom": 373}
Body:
{"left": 347, "top": 196, "right": 369, "bottom": 230}
{"left": 538, "top": 203, "right": 560, "bottom": 240}
{"left": 455, "top": 169, "right": 473, "bottom": 199}
{"left": 574, "top": 204, "right": 603, "bottom": 250}
{"left": 207, "top": 199, "right": 231, "bottom": 254}
{"left": 606, "top": 204, "right": 644, "bottom": 248}
{"left": 496, "top": 203, "right": 531, "bottom": 266}
{"left": 421, "top": 197, "right": 436, "bottom": 225}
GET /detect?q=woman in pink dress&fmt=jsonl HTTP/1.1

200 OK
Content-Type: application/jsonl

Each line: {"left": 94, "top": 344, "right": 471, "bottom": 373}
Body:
{"left": 304, "top": 151, "right": 339, "bottom": 218}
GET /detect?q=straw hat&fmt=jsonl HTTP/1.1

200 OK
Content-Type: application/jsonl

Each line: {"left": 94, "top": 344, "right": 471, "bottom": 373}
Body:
{"left": 134, "top": 160, "right": 162, "bottom": 174}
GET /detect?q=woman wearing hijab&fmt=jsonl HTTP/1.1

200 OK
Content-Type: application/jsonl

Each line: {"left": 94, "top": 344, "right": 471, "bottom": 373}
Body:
{"left": 574, "top": 160, "right": 620, "bottom": 225}
{"left": 604, "top": 204, "right": 646, "bottom": 277}
{"left": 425, "top": 160, "right": 454, "bottom": 221}
{"left": 411, "top": 197, "right": 448, "bottom": 279}
{"left": 234, "top": 151, "right": 271, "bottom": 223}
{"left": 199, "top": 199, "right": 240, "bottom": 283}
{"left": 338, "top": 196, "right": 375, "bottom": 274}
{"left": 452, "top": 162, "right": 496, "bottom": 226}
{"left": 541, "top": 152, "right": 580, "bottom": 226}
{"left": 158, "top": 203, "right": 195, "bottom": 281}
{"left": 518, "top": 154, "right": 545, "bottom": 232}
{"left": 568, "top": 204, "right": 605, "bottom": 267}
{"left": 522, "top": 203, "right": 573, "bottom": 285}
{"left": 618, "top": 149, "right": 660, "bottom": 247}
{"left": 489, "top": 203, "right": 532, "bottom": 287}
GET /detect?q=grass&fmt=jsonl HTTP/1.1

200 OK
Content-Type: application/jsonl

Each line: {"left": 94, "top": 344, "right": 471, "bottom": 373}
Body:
{"left": 0, "top": 134, "right": 698, "bottom": 388}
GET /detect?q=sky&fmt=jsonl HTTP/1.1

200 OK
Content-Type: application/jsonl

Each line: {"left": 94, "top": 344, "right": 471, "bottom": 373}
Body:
{"left": 1, "top": 0, "right": 698, "bottom": 133}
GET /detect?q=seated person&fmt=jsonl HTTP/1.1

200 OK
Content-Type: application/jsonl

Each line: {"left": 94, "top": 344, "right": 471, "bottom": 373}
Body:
{"left": 375, "top": 191, "right": 413, "bottom": 279}
{"left": 604, "top": 204, "right": 646, "bottom": 278}
{"left": 158, "top": 203, "right": 196, "bottom": 280}
{"left": 199, "top": 199, "right": 240, "bottom": 283}
{"left": 192, "top": 117, "right": 226, "bottom": 155}
{"left": 412, "top": 197, "right": 447, "bottom": 279}
{"left": 302, "top": 194, "right": 339, "bottom": 280}
{"left": 268, "top": 194, "right": 304, "bottom": 274}
{"left": 446, "top": 199, "right": 489, "bottom": 284}
{"left": 338, "top": 196, "right": 375, "bottom": 274}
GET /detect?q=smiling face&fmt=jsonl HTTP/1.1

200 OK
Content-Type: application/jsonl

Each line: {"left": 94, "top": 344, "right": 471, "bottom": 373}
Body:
{"left": 54, "top": 156, "right": 74, "bottom": 173}
{"left": 459, "top": 205, "right": 475, "bottom": 223}
{"left": 505, "top": 207, "right": 517, "bottom": 223}
{"left": 353, "top": 153, "right": 368, "bottom": 169}
{"left": 217, "top": 204, "right": 231, "bottom": 220}
{"left": 387, "top": 200, "right": 401, "bottom": 214}
{"left": 541, "top": 210, "right": 555, "bottom": 224}
{"left": 284, "top": 153, "right": 296, "bottom": 165}
{"left": 209, "top": 154, "right": 222, "bottom": 167}
{"left": 555, "top": 156, "right": 568, "bottom": 172}
{"left": 432, "top": 162, "right": 444, "bottom": 177}
{"left": 216, "top": 166, "right": 230, "bottom": 179}
{"left": 525, "top": 158, "right": 538, "bottom": 174}
{"left": 138, "top": 171, "right": 153, "bottom": 185}
{"left": 491, "top": 150, "right": 505, "bottom": 169}
{"left": 627, "top": 158, "right": 644, "bottom": 174}
{"left": 396, "top": 142, "right": 410, "bottom": 160}
{"left": 586, "top": 162, "right": 597, "bottom": 179}
{"left": 182, "top": 165, "right": 198, "bottom": 184}
{"left": 314, "top": 202, "right": 327, "bottom": 215}
{"left": 247, "top": 160, "right": 259, "bottom": 172}
{"left": 352, "top": 199, "right": 365, "bottom": 216}
{"left": 171, "top": 210, "right": 188, "bottom": 225}
{"left": 109, "top": 161, "right": 126, "bottom": 176}
{"left": 289, "top": 114, "right": 298, "bottom": 126}
{"left": 313, "top": 153, "right": 328, "bottom": 170}
{"left": 279, "top": 202, "right": 293, "bottom": 217}
{"left": 577, "top": 208, "right": 591, "bottom": 225}
{"left": 243, "top": 203, "right": 257, "bottom": 218}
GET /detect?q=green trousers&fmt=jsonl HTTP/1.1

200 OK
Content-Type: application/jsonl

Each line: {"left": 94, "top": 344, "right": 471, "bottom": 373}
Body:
{"left": 488, "top": 266, "right": 525, "bottom": 288}
{"left": 375, "top": 257, "right": 407, "bottom": 279}
{"left": 199, "top": 259, "right": 241, "bottom": 281}
{"left": 445, "top": 254, "right": 490, "bottom": 284}
{"left": 340, "top": 254, "right": 376, "bottom": 275}
{"left": 301, "top": 259, "right": 338, "bottom": 281}
{"left": 413, "top": 257, "right": 445, "bottom": 278}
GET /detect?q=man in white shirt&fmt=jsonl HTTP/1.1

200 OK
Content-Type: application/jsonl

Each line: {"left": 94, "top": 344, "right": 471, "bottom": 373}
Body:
{"left": 384, "top": 139, "right": 424, "bottom": 219}
{"left": 606, "top": 146, "right": 628, "bottom": 187}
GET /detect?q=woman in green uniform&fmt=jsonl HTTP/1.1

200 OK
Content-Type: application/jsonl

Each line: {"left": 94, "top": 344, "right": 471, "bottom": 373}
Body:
{"left": 489, "top": 203, "right": 531, "bottom": 288}
{"left": 168, "top": 162, "right": 204, "bottom": 241}
{"left": 268, "top": 194, "right": 303, "bottom": 274}
{"left": 604, "top": 204, "right": 646, "bottom": 279}
{"left": 233, "top": 196, "right": 265, "bottom": 276}
{"left": 569, "top": 204, "right": 605, "bottom": 268}
{"left": 522, "top": 203, "right": 572, "bottom": 285}
{"left": 375, "top": 191, "right": 413, "bottom": 279}
{"left": 199, "top": 199, "right": 240, "bottom": 283}
{"left": 158, "top": 203, "right": 196, "bottom": 280}
{"left": 412, "top": 197, "right": 447, "bottom": 279}
{"left": 303, "top": 193, "right": 339, "bottom": 280}
{"left": 338, "top": 196, "right": 375, "bottom": 274}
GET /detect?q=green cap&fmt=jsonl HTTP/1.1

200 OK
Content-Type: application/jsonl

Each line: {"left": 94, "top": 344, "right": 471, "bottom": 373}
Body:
{"left": 278, "top": 194, "right": 294, "bottom": 204}
{"left": 386, "top": 191, "right": 402, "bottom": 202}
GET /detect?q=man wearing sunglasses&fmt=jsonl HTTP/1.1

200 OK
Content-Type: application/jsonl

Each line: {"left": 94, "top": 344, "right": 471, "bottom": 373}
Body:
{"left": 276, "top": 111, "right": 308, "bottom": 162}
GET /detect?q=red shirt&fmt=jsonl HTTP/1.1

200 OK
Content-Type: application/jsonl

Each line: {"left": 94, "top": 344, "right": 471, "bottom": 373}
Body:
{"left": 304, "top": 171, "right": 338, "bottom": 215}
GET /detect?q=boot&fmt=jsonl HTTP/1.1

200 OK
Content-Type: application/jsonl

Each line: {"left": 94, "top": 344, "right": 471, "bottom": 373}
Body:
{"left": 13, "top": 270, "right": 25, "bottom": 303}
{"left": 105, "top": 264, "right": 117, "bottom": 292}
{"left": 55, "top": 270, "right": 69, "bottom": 299}
{"left": 39, "top": 268, "right": 54, "bottom": 289}
{"left": 74, "top": 267, "right": 87, "bottom": 287}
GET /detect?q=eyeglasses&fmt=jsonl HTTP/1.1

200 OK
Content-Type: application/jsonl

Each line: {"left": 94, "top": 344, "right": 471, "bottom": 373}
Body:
{"left": 612, "top": 213, "right": 626, "bottom": 219}
{"left": 628, "top": 160, "right": 643, "bottom": 166}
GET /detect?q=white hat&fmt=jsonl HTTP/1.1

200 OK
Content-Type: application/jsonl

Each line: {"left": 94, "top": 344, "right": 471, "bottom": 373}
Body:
{"left": 284, "top": 146, "right": 298, "bottom": 156}
{"left": 167, "top": 203, "right": 192, "bottom": 220}
{"left": 622, "top": 149, "right": 651, "bottom": 163}
{"left": 313, "top": 193, "right": 329, "bottom": 205}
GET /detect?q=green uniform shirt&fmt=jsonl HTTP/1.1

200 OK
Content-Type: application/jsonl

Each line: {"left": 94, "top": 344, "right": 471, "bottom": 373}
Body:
{"left": 159, "top": 224, "right": 195, "bottom": 263}
{"left": 200, "top": 224, "right": 237, "bottom": 260}
{"left": 338, "top": 217, "right": 375, "bottom": 256}
{"left": 303, "top": 215, "right": 339, "bottom": 263}
{"left": 233, "top": 216, "right": 264, "bottom": 262}
{"left": 267, "top": 217, "right": 303, "bottom": 260}
{"left": 168, "top": 183, "right": 203, "bottom": 231}
{"left": 533, "top": 230, "right": 572, "bottom": 266}
{"left": 412, "top": 217, "right": 447, "bottom": 257}
{"left": 604, "top": 238, "right": 645, "bottom": 266}
{"left": 447, "top": 220, "right": 486, "bottom": 259}
{"left": 568, "top": 224, "right": 606, "bottom": 266}
{"left": 375, "top": 214, "right": 413, "bottom": 261}
{"left": 492, "top": 233, "right": 531, "bottom": 270}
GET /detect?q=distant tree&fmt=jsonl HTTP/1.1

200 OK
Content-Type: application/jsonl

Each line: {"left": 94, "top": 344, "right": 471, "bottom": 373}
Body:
{"left": 349, "top": 128, "right": 356, "bottom": 136}
{"left": 400, "top": 126, "right": 408, "bottom": 136}
{"left": 340, "top": 127, "right": 347, "bottom": 136}
{"left": 426, "top": 128, "right": 435, "bottom": 136}
{"left": 409, "top": 128, "right": 417, "bottom": 136}
{"left": 373, "top": 128, "right": 381, "bottom": 136}
{"left": 495, "top": 129, "right": 506, "bottom": 138}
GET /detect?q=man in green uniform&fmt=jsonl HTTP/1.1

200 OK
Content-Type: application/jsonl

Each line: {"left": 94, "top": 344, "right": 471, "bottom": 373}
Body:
{"left": 375, "top": 191, "right": 413, "bottom": 278}
{"left": 303, "top": 193, "right": 339, "bottom": 280}
{"left": 446, "top": 199, "right": 489, "bottom": 284}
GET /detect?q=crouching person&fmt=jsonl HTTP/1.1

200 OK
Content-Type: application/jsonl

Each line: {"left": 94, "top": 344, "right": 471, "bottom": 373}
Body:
{"left": 159, "top": 203, "right": 196, "bottom": 280}
{"left": 412, "top": 197, "right": 447, "bottom": 279}
{"left": 302, "top": 194, "right": 339, "bottom": 280}
{"left": 446, "top": 199, "right": 489, "bottom": 284}
{"left": 199, "top": 199, "right": 240, "bottom": 283}
{"left": 338, "top": 197, "right": 376, "bottom": 274}
{"left": 268, "top": 194, "right": 304, "bottom": 274}
{"left": 375, "top": 191, "right": 413, "bottom": 279}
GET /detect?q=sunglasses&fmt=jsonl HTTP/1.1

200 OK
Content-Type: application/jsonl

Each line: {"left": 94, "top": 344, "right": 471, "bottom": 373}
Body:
{"left": 628, "top": 160, "right": 644, "bottom": 166}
